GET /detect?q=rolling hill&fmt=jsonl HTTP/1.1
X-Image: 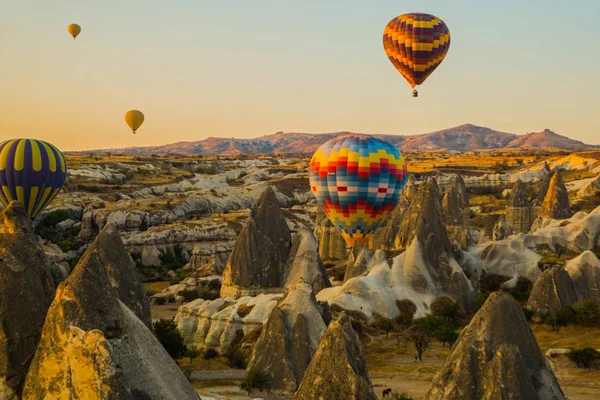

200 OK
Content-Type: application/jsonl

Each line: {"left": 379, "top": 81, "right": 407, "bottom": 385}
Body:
{"left": 74, "top": 124, "right": 594, "bottom": 156}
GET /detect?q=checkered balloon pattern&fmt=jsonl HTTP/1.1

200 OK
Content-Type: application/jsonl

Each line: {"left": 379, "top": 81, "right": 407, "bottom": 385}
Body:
{"left": 309, "top": 135, "right": 408, "bottom": 246}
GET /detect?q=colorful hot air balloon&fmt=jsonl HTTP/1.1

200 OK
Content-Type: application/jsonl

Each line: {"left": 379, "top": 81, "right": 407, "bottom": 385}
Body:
{"left": 309, "top": 135, "right": 408, "bottom": 246}
{"left": 0, "top": 139, "right": 67, "bottom": 218}
{"left": 125, "top": 110, "right": 145, "bottom": 134}
{"left": 383, "top": 13, "right": 450, "bottom": 97}
{"left": 68, "top": 24, "right": 81, "bottom": 40}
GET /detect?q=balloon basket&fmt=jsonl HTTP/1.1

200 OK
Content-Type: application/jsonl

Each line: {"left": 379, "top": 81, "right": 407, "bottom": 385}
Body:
{"left": 412, "top": 90, "right": 418, "bottom": 98}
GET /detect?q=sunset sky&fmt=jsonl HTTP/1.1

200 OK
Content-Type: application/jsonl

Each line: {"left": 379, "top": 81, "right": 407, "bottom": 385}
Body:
{"left": 2, "top": 0, "right": 599, "bottom": 150}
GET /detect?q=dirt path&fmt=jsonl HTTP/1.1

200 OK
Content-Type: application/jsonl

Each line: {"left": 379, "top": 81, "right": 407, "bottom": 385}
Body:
{"left": 190, "top": 370, "right": 246, "bottom": 381}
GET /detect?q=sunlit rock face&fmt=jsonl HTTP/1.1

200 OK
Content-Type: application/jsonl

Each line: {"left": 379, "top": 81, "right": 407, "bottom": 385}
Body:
{"left": 506, "top": 179, "right": 534, "bottom": 233}
{"left": 491, "top": 214, "right": 513, "bottom": 241}
{"left": 22, "top": 249, "right": 198, "bottom": 400}
{"left": 294, "top": 313, "right": 377, "bottom": 400}
{"left": 426, "top": 291, "right": 566, "bottom": 400}
{"left": 0, "top": 202, "right": 56, "bottom": 398}
{"left": 442, "top": 176, "right": 472, "bottom": 250}
{"left": 314, "top": 212, "right": 347, "bottom": 261}
{"left": 537, "top": 172, "right": 572, "bottom": 220}
{"left": 220, "top": 186, "right": 292, "bottom": 298}
{"left": 284, "top": 228, "right": 331, "bottom": 294}
{"left": 247, "top": 282, "right": 329, "bottom": 392}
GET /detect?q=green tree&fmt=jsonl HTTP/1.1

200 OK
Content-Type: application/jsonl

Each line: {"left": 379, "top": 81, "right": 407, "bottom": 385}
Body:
{"left": 153, "top": 319, "right": 186, "bottom": 360}
{"left": 185, "top": 346, "right": 201, "bottom": 363}
{"left": 430, "top": 297, "right": 463, "bottom": 327}
{"left": 574, "top": 300, "right": 600, "bottom": 325}
{"left": 409, "top": 327, "right": 432, "bottom": 361}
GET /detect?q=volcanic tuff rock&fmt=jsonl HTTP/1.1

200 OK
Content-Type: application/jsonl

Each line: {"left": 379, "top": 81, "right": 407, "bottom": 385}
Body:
{"left": 294, "top": 312, "right": 377, "bottom": 400}
{"left": 175, "top": 294, "right": 281, "bottom": 353}
{"left": 314, "top": 213, "right": 347, "bottom": 261}
{"left": 284, "top": 228, "right": 331, "bottom": 294}
{"left": 22, "top": 248, "right": 198, "bottom": 399}
{"left": 442, "top": 178, "right": 471, "bottom": 250}
{"left": 221, "top": 186, "right": 292, "bottom": 298}
{"left": 565, "top": 251, "right": 600, "bottom": 303}
{"left": 506, "top": 179, "right": 534, "bottom": 233}
{"left": 473, "top": 237, "right": 542, "bottom": 282}
{"left": 491, "top": 214, "right": 514, "bottom": 241}
{"left": 426, "top": 291, "right": 565, "bottom": 400}
{"left": 527, "top": 267, "right": 579, "bottom": 316}
{"left": 344, "top": 241, "right": 373, "bottom": 282}
{"left": 0, "top": 202, "right": 56, "bottom": 398}
{"left": 534, "top": 169, "right": 552, "bottom": 206}
{"left": 537, "top": 172, "right": 572, "bottom": 219}
{"left": 247, "top": 282, "right": 329, "bottom": 392}
{"left": 85, "top": 223, "right": 152, "bottom": 327}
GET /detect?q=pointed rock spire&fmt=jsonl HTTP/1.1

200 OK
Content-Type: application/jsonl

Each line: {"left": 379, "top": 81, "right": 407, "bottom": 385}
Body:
{"left": 538, "top": 172, "right": 572, "bottom": 219}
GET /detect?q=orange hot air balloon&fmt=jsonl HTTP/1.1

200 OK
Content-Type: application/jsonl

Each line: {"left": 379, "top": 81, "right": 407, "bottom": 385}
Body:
{"left": 124, "top": 110, "right": 145, "bottom": 134}
{"left": 68, "top": 24, "right": 81, "bottom": 40}
{"left": 383, "top": 13, "right": 450, "bottom": 97}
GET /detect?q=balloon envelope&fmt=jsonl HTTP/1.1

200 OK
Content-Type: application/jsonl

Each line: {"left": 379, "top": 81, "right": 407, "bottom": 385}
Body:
{"left": 125, "top": 110, "right": 145, "bottom": 133}
{"left": 0, "top": 139, "right": 67, "bottom": 218}
{"left": 68, "top": 24, "right": 81, "bottom": 39}
{"left": 383, "top": 13, "right": 450, "bottom": 89}
{"left": 309, "top": 135, "right": 408, "bottom": 246}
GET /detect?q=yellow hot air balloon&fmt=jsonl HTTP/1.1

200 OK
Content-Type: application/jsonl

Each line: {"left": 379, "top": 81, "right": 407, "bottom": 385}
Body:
{"left": 68, "top": 24, "right": 81, "bottom": 40}
{"left": 125, "top": 110, "right": 145, "bottom": 134}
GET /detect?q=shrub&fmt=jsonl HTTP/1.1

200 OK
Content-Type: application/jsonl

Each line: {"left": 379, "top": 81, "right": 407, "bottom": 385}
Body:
{"left": 430, "top": 297, "right": 463, "bottom": 327}
{"left": 203, "top": 349, "right": 219, "bottom": 360}
{"left": 419, "top": 315, "right": 458, "bottom": 347}
{"left": 154, "top": 297, "right": 167, "bottom": 306}
{"left": 568, "top": 348, "right": 600, "bottom": 369}
{"left": 374, "top": 316, "right": 395, "bottom": 338}
{"left": 236, "top": 304, "right": 255, "bottom": 318}
{"left": 395, "top": 300, "right": 417, "bottom": 327}
{"left": 240, "top": 371, "right": 272, "bottom": 395}
{"left": 522, "top": 307, "right": 534, "bottom": 322}
{"left": 159, "top": 246, "right": 187, "bottom": 271}
{"left": 544, "top": 305, "right": 576, "bottom": 333}
{"left": 573, "top": 300, "right": 600, "bottom": 325}
{"left": 185, "top": 346, "right": 201, "bottom": 363}
{"left": 178, "top": 289, "right": 199, "bottom": 302}
{"left": 198, "top": 289, "right": 220, "bottom": 301}
{"left": 153, "top": 319, "right": 186, "bottom": 360}
{"left": 391, "top": 392, "right": 413, "bottom": 400}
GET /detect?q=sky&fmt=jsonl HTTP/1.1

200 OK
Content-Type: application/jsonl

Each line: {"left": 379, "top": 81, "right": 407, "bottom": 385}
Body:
{"left": 1, "top": 0, "right": 599, "bottom": 151}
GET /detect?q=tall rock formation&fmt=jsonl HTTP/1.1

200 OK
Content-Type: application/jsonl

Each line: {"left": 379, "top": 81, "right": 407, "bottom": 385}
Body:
{"left": 247, "top": 282, "right": 328, "bottom": 392}
{"left": 442, "top": 178, "right": 471, "bottom": 250}
{"left": 314, "top": 210, "right": 347, "bottom": 261}
{"left": 506, "top": 179, "right": 534, "bottom": 233}
{"left": 22, "top": 249, "right": 198, "bottom": 400}
{"left": 0, "top": 202, "right": 56, "bottom": 398}
{"left": 565, "top": 251, "right": 600, "bottom": 303}
{"left": 221, "top": 186, "right": 292, "bottom": 298}
{"left": 491, "top": 214, "right": 513, "bottom": 241}
{"left": 294, "top": 313, "right": 377, "bottom": 400}
{"left": 344, "top": 241, "right": 373, "bottom": 282}
{"left": 527, "top": 267, "right": 579, "bottom": 316}
{"left": 86, "top": 223, "right": 151, "bottom": 327}
{"left": 426, "top": 291, "right": 565, "bottom": 400}
{"left": 284, "top": 228, "right": 331, "bottom": 294}
{"left": 537, "top": 172, "right": 572, "bottom": 219}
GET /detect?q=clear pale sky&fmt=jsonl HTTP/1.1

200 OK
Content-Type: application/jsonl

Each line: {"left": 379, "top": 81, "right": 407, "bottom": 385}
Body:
{"left": 1, "top": 0, "right": 599, "bottom": 150}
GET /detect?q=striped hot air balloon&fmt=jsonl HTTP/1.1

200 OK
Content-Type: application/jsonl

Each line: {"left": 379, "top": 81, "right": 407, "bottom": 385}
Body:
{"left": 383, "top": 13, "right": 451, "bottom": 97}
{"left": 309, "top": 135, "right": 408, "bottom": 246}
{"left": 0, "top": 139, "right": 67, "bottom": 218}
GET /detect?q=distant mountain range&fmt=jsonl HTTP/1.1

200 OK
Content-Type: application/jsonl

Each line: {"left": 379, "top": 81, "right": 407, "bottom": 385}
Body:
{"left": 76, "top": 124, "right": 595, "bottom": 156}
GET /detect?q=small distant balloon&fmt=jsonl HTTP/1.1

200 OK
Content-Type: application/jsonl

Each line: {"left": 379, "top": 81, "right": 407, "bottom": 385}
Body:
{"left": 68, "top": 24, "right": 81, "bottom": 40}
{"left": 0, "top": 139, "right": 68, "bottom": 218}
{"left": 383, "top": 13, "right": 450, "bottom": 97}
{"left": 125, "top": 110, "right": 145, "bottom": 134}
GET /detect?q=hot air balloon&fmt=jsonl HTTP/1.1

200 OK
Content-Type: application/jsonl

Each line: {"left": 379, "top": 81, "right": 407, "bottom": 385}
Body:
{"left": 125, "top": 110, "right": 144, "bottom": 134}
{"left": 68, "top": 24, "right": 81, "bottom": 40}
{"left": 383, "top": 13, "right": 450, "bottom": 97}
{"left": 0, "top": 139, "right": 68, "bottom": 218}
{"left": 309, "top": 135, "right": 408, "bottom": 246}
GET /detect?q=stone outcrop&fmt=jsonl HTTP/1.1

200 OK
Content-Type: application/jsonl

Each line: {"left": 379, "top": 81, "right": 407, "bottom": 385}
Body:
{"left": 506, "top": 179, "right": 534, "bottom": 233}
{"left": 22, "top": 246, "right": 198, "bottom": 399}
{"left": 86, "top": 223, "right": 151, "bottom": 327}
{"left": 183, "top": 250, "right": 228, "bottom": 278}
{"left": 527, "top": 251, "right": 600, "bottom": 316}
{"left": 175, "top": 294, "right": 281, "bottom": 354}
{"left": 284, "top": 228, "right": 331, "bottom": 294}
{"left": 491, "top": 214, "right": 514, "bottom": 241}
{"left": 426, "top": 291, "right": 565, "bottom": 400}
{"left": 247, "top": 282, "right": 329, "bottom": 392}
{"left": 526, "top": 267, "right": 579, "bottom": 316}
{"left": 221, "top": 186, "right": 292, "bottom": 298}
{"left": 537, "top": 172, "right": 572, "bottom": 219}
{"left": 0, "top": 202, "right": 56, "bottom": 398}
{"left": 344, "top": 241, "right": 373, "bottom": 282}
{"left": 294, "top": 313, "right": 377, "bottom": 400}
{"left": 442, "top": 177, "right": 471, "bottom": 249}
{"left": 314, "top": 211, "right": 347, "bottom": 261}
